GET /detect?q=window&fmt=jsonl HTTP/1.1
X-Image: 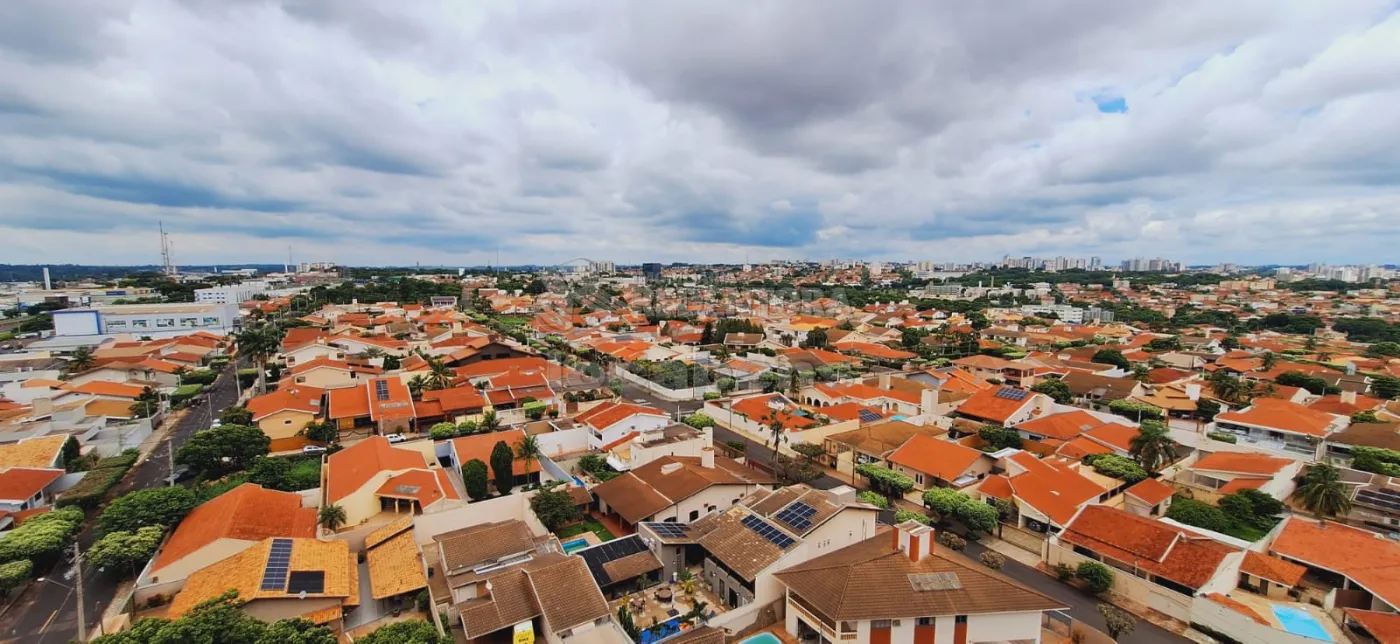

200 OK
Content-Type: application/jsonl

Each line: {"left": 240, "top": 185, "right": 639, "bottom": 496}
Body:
{"left": 954, "top": 616, "right": 967, "bottom": 625}
{"left": 131, "top": 319, "right": 149, "bottom": 328}
{"left": 916, "top": 617, "right": 933, "bottom": 627}
{"left": 914, "top": 473, "right": 925, "bottom": 485}
{"left": 202, "top": 317, "right": 219, "bottom": 326}
{"left": 689, "top": 510, "right": 700, "bottom": 521}
{"left": 156, "top": 318, "right": 175, "bottom": 328}
{"left": 871, "top": 620, "right": 892, "bottom": 630}
{"left": 106, "top": 320, "right": 128, "bottom": 329}
{"left": 180, "top": 317, "right": 199, "bottom": 328}
{"left": 284, "top": 419, "right": 292, "bottom": 425}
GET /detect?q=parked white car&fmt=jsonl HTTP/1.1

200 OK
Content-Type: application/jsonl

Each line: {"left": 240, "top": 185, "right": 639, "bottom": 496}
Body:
{"left": 385, "top": 434, "right": 407, "bottom": 444}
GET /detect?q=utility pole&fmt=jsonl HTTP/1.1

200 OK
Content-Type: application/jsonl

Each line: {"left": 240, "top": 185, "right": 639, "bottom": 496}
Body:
{"left": 72, "top": 542, "right": 87, "bottom": 642}
{"left": 167, "top": 442, "right": 176, "bottom": 487}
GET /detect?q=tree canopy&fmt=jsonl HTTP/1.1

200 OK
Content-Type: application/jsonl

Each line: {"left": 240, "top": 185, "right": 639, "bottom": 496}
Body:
{"left": 176, "top": 424, "right": 270, "bottom": 476}
{"left": 98, "top": 486, "right": 197, "bottom": 536}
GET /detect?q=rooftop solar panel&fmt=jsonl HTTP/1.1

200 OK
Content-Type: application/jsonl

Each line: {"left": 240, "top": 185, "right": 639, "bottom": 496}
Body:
{"left": 286, "top": 570, "right": 325, "bottom": 595}
{"left": 375, "top": 379, "right": 391, "bottom": 401}
{"left": 908, "top": 572, "right": 962, "bottom": 591}
{"left": 775, "top": 501, "right": 818, "bottom": 532}
{"left": 994, "top": 388, "right": 1029, "bottom": 401}
{"left": 741, "top": 514, "right": 796, "bottom": 549}
{"left": 858, "top": 409, "right": 883, "bottom": 423}
{"left": 260, "top": 538, "right": 294, "bottom": 591}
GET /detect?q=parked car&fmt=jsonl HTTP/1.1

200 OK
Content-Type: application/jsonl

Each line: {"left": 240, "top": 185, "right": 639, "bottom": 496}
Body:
{"left": 170, "top": 465, "right": 195, "bottom": 484}
{"left": 302, "top": 445, "right": 327, "bottom": 455}
{"left": 385, "top": 434, "right": 407, "bottom": 444}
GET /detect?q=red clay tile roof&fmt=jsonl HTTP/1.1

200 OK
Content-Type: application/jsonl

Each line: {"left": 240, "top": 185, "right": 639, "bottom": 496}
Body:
{"left": 420, "top": 385, "right": 488, "bottom": 413}
{"left": 1081, "top": 423, "right": 1140, "bottom": 452}
{"left": 325, "top": 436, "right": 429, "bottom": 503}
{"left": 62, "top": 381, "right": 148, "bottom": 399}
{"left": 956, "top": 387, "right": 1039, "bottom": 424}
{"left": 1271, "top": 517, "right": 1400, "bottom": 608}
{"left": 1005, "top": 454, "right": 1106, "bottom": 526}
{"left": 327, "top": 384, "right": 372, "bottom": 420}
{"left": 1125, "top": 478, "right": 1175, "bottom": 505}
{"left": 976, "top": 474, "right": 1014, "bottom": 500}
{"left": 1218, "top": 478, "right": 1268, "bottom": 494}
{"left": 1057, "top": 436, "right": 1116, "bottom": 460}
{"left": 575, "top": 401, "right": 667, "bottom": 431}
{"left": 1345, "top": 609, "right": 1400, "bottom": 643}
{"left": 1060, "top": 506, "right": 1235, "bottom": 590}
{"left": 840, "top": 342, "right": 917, "bottom": 360}
{"left": 821, "top": 402, "right": 888, "bottom": 423}
{"left": 1014, "top": 410, "right": 1105, "bottom": 441}
{"left": 731, "top": 394, "right": 818, "bottom": 429}
{"left": 1192, "top": 452, "right": 1293, "bottom": 476}
{"left": 0, "top": 467, "right": 63, "bottom": 502}
{"left": 1216, "top": 398, "right": 1340, "bottom": 437}
{"left": 1240, "top": 551, "right": 1306, "bottom": 587}
{"left": 375, "top": 469, "right": 460, "bottom": 508}
{"left": 246, "top": 386, "right": 324, "bottom": 422}
{"left": 888, "top": 435, "right": 986, "bottom": 483}
{"left": 450, "top": 430, "right": 541, "bottom": 476}
{"left": 1204, "top": 594, "right": 1270, "bottom": 625}
{"left": 152, "top": 483, "right": 316, "bottom": 573}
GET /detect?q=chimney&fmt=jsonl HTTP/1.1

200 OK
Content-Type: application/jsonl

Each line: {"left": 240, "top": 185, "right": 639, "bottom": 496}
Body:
{"left": 31, "top": 397, "right": 54, "bottom": 418}
{"left": 700, "top": 447, "right": 715, "bottom": 469}
{"left": 1185, "top": 384, "right": 1201, "bottom": 401}
{"left": 661, "top": 462, "right": 684, "bottom": 475}
{"left": 879, "top": 373, "right": 892, "bottom": 390}
{"left": 1341, "top": 390, "right": 1357, "bottom": 405}
{"left": 828, "top": 485, "right": 857, "bottom": 505}
{"left": 920, "top": 388, "right": 937, "bottom": 415}
{"left": 894, "top": 521, "right": 934, "bottom": 562}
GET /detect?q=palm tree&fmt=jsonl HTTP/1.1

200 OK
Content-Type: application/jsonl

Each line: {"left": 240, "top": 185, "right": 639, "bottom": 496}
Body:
{"left": 360, "top": 347, "right": 386, "bottom": 359}
{"left": 1261, "top": 351, "right": 1278, "bottom": 371}
{"left": 173, "top": 365, "right": 190, "bottom": 384}
{"left": 318, "top": 503, "right": 347, "bottom": 532}
{"left": 1129, "top": 420, "right": 1176, "bottom": 472}
{"left": 764, "top": 411, "right": 786, "bottom": 463}
{"left": 236, "top": 326, "right": 281, "bottom": 394}
{"left": 1296, "top": 463, "right": 1352, "bottom": 517}
{"left": 1208, "top": 371, "right": 1247, "bottom": 405}
{"left": 69, "top": 346, "right": 96, "bottom": 372}
{"left": 515, "top": 435, "right": 543, "bottom": 488}
{"left": 480, "top": 410, "right": 501, "bottom": 433}
{"left": 424, "top": 355, "right": 454, "bottom": 391}
{"left": 407, "top": 374, "right": 427, "bottom": 398}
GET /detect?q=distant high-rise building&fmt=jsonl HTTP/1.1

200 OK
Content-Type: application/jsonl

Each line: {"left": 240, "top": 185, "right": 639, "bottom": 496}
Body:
{"left": 1089, "top": 256, "right": 1102, "bottom": 271}
{"left": 642, "top": 263, "right": 663, "bottom": 281}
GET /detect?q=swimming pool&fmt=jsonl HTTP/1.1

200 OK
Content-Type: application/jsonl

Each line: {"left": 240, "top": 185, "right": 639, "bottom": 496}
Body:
{"left": 737, "top": 633, "right": 781, "bottom": 644}
{"left": 638, "top": 617, "right": 683, "bottom": 644}
{"left": 1271, "top": 604, "right": 1332, "bottom": 641}
{"left": 562, "top": 537, "right": 590, "bottom": 554}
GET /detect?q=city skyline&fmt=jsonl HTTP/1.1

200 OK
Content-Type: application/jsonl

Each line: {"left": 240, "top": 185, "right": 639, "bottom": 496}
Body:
{"left": 4, "top": 2, "right": 1400, "bottom": 266}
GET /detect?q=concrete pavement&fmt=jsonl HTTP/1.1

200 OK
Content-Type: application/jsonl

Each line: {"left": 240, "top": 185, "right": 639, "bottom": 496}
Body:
{"left": 0, "top": 361, "right": 243, "bottom": 644}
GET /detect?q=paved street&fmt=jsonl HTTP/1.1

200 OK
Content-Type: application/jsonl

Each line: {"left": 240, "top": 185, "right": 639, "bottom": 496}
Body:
{"left": 0, "top": 361, "right": 243, "bottom": 644}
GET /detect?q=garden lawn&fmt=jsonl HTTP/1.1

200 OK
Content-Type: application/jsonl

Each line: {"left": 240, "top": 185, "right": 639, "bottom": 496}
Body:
{"left": 555, "top": 519, "right": 616, "bottom": 542}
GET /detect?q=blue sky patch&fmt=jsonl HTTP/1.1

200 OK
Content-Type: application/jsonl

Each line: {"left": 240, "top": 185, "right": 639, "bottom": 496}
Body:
{"left": 1093, "top": 95, "right": 1128, "bottom": 114}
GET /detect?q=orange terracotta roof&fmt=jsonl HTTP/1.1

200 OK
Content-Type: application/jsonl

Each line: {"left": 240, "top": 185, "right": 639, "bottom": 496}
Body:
{"left": 956, "top": 387, "right": 1038, "bottom": 424}
{"left": 1240, "top": 551, "right": 1306, "bottom": 587}
{"left": 840, "top": 342, "right": 917, "bottom": 360}
{"left": 1081, "top": 423, "right": 1139, "bottom": 452}
{"left": 731, "top": 394, "right": 817, "bottom": 429}
{"left": 62, "top": 381, "right": 148, "bottom": 399}
{"left": 326, "top": 436, "right": 429, "bottom": 503}
{"left": 1192, "top": 452, "right": 1293, "bottom": 476}
{"left": 169, "top": 537, "right": 354, "bottom": 618}
{"left": 327, "top": 385, "right": 372, "bottom": 420}
{"left": 451, "top": 429, "right": 541, "bottom": 476}
{"left": 1204, "top": 594, "right": 1269, "bottom": 625}
{"left": 1005, "top": 455, "right": 1106, "bottom": 526}
{"left": 575, "top": 401, "right": 667, "bottom": 431}
{"left": 887, "top": 435, "right": 985, "bottom": 484}
{"left": 152, "top": 483, "right": 316, "bottom": 573}
{"left": 0, "top": 436, "right": 67, "bottom": 469}
{"left": 375, "top": 469, "right": 459, "bottom": 507}
{"left": 976, "top": 474, "right": 1014, "bottom": 500}
{"left": 1218, "top": 478, "right": 1268, "bottom": 494}
{"left": 1014, "top": 410, "right": 1105, "bottom": 441}
{"left": 1345, "top": 609, "right": 1400, "bottom": 643}
{"left": 1271, "top": 518, "right": 1400, "bottom": 607}
{"left": 420, "top": 385, "right": 488, "bottom": 413}
{"left": 821, "top": 402, "right": 888, "bottom": 423}
{"left": 1125, "top": 478, "right": 1175, "bottom": 506}
{"left": 1216, "top": 398, "right": 1339, "bottom": 437}
{"left": 0, "top": 468, "right": 63, "bottom": 502}
{"left": 246, "top": 386, "right": 324, "bottom": 422}
{"left": 368, "top": 378, "right": 416, "bottom": 421}
{"left": 1060, "top": 506, "right": 1235, "bottom": 590}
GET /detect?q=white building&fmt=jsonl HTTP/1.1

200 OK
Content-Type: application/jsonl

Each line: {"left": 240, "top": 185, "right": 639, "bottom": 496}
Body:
{"left": 194, "top": 281, "right": 270, "bottom": 304}
{"left": 52, "top": 303, "right": 239, "bottom": 337}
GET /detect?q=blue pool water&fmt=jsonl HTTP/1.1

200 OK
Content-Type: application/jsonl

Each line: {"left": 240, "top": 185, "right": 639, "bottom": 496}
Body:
{"left": 738, "top": 634, "right": 781, "bottom": 644}
{"left": 561, "top": 538, "right": 589, "bottom": 554}
{"left": 891, "top": 414, "right": 908, "bottom": 421}
{"left": 638, "top": 617, "right": 683, "bottom": 644}
{"left": 1271, "top": 605, "right": 1332, "bottom": 641}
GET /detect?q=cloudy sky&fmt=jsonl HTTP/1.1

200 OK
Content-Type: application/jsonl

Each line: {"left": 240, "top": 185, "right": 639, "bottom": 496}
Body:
{"left": 3, "top": 1, "right": 1400, "bottom": 267}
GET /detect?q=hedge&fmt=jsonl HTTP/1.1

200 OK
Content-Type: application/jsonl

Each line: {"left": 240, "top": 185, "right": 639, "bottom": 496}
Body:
{"left": 1108, "top": 399, "right": 1164, "bottom": 420}
{"left": 1206, "top": 432, "right": 1237, "bottom": 444}
{"left": 856, "top": 491, "right": 890, "bottom": 509}
{"left": 856, "top": 464, "right": 914, "bottom": 496}
{"left": 1082, "top": 454, "right": 1148, "bottom": 484}
{"left": 56, "top": 452, "right": 139, "bottom": 510}
{"left": 169, "top": 384, "right": 205, "bottom": 406}
{"left": 179, "top": 369, "right": 218, "bottom": 385}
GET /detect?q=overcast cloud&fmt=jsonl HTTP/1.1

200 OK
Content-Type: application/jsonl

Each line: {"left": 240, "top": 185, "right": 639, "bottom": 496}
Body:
{"left": 3, "top": 0, "right": 1400, "bottom": 267}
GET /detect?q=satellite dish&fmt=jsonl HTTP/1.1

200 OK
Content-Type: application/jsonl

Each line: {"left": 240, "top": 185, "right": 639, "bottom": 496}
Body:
{"left": 298, "top": 590, "right": 308, "bottom": 600}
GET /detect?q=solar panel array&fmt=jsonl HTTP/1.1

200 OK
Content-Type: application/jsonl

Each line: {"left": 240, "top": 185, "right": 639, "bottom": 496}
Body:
{"left": 774, "top": 501, "right": 818, "bottom": 532}
{"left": 858, "top": 409, "right": 883, "bottom": 423}
{"left": 374, "top": 380, "right": 391, "bottom": 401}
{"left": 907, "top": 572, "right": 963, "bottom": 591}
{"left": 260, "top": 538, "right": 294, "bottom": 591}
{"left": 1357, "top": 489, "right": 1400, "bottom": 512}
{"left": 994, "top": 388, "right": 1029, "bottom": 401}
{"left": 741, "top": 514, "right": 796, "bottom": 549}
{"left": 643, "top": 522, "right": 688, "bottom": 539}
{"left": 286, "top": 570, "right": 325, "bottom": 595}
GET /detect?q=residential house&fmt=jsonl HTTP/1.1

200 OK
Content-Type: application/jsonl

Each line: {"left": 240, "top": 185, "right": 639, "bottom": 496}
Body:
{"left": 167, "top": 537, "right": 358, "bottom": 629}
{"left": 1211, "top": 398, "right": 1349, "bottom": 458}
{"left": 575, "top": 401, "right": 671, "bottom": 451}
{"left": 775, "top": 520, "right": 1067, "bottom": 644}
{"left": 139, "top": 483, "right": 317, "bottom": 599}
{"left": 281, "top": 357, "right": 380, "bottom": 390}
{"left": 1173, "top": 451, "right": 1302, "bottom": 504}
{"left": 974, "top": 452, "right": 1112, "bottom": 534}
{"left": 805, "top": 374, "right": 941, "bottom": 417}
{"left": 0, "top": 435, "right": 68, "bottom": 470}
{"left": 604, "top": 422, "right": 711, "bottom": 472}
{"left": 279, "top": 339, "right": 346, "bottom": 368}
{"left": 1060, "top": 372, "right": 1143, "bottom": 409}
{"left": 245, "top": 386, "right": 325, "bottom": 450}
{"left": 887, "top": 434, "right": 994, "bottom": 491}
{"left": 323, "top": 436, "right": 459, "bottom": 527}
{"left": 1324, "top": 421, "right": 1400, "bottom": 466}
{"left": 821, "top": 420, "right": 943, "bottom": 478}
{"left": 363, "top": 517, "right": 429, "bottom": 607}
{"left": 725, "top": 392, "right": 818, "bottom": 433}
{"left": 0, "top": 467, "right": 64, "bottom": 512}
{"left": 953, "top": 386, "right": 1051, "bottom": 428}
{"left": 1267, "top": 516, "right": 1400, "bottom": 613}
{"left": 1123, "top": 478, "right": 1176, "bottom": 517}
{"left": 593, "top": 450, "right": 773, "bottom": 529}
{"left": 447, "top": 429, "right": 541, "bottom": 487}
{"left": 951, "top": 354, "right": 1016, "bottom": 382}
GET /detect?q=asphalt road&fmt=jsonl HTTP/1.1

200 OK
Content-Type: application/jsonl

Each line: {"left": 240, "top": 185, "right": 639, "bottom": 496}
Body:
{"left": 0, "top": 361, "right": 243, "bottom": 644}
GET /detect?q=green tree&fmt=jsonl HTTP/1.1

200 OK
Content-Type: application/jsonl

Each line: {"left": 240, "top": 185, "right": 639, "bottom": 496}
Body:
{"left": 248, "top": 457, "right": 294, "bottom": 491}
{"left": 99, "top": 486, "right": 197, "bottom": 536}
{"left": 256, "top": 618, "right": 338, "bottom": 644}
{"left": 700, "top": 322, "right": 715, "bottom": 345}
{"left": 856, "top": 491, "right": 890, "bottom": 509}
{"left": 1091, "top": 349, "right": 1131, "bottom": 371}
{"left": 302, "top": 421, "right": 338, "bottom": 444}
{"left": 219, "top": 406, "right": 254, "bottom": 426}
{"left": 355, "top": 620, "right": 450, "bottom": 644}
{"left": 1031, "top": 378, "right": 1072, "bottom": 404}
{"left": 236, "top": 326, "right": 282, "bottom": 394}
{"left": 529, "top": 484, "right": 583, "bottom": 531}
{"left": 1195, "top": 398, "right": 1221, "bottom": 422}
{"left": 95, "top": 591, "right": 269, "bottom": 644}
{"left": 1097, "top": 603, "right": 1136, "bottom": 641}
{"left": 956, "top": 500, "right": 999, "bottom": 535}
{"left": 758, "top": 371, "right": 784, "bottom": 393}
{"left": 130, "top": 386, "right": 162, "bottom": 418}
{"left": 683, "top": 413, "right": 716, "bottom": 429}
{"left": 480, "top": 410, "right": 501, "bottom": 433}
{"left": 490, "top": 440, "right": 516, "bottom": 495}
{"left": 1208, "top": 371, "right": 1249, "bottom": 405}
{"left": 805, "top": 328, "right": 829, "bottom": 349}
{"left": 0, "top": 559, "right": 33, "bottom": 594}
{"left": 608, "top": 378, "right": 626, "bottom": 398}
{"left": 617, "top": 605, "right": 641, "bottom": 642}
{"left": 463, "top": 459, "right": 490, "bottom": 501}
{"left": 790, "top": 442, "right": 826, "bottom": 463}
{"left": 429, "top": 422, "right": 457, "bottom": 440}
{"left": 922, "top": 487, "right": 970, "bottom": 518}
{"left": 1373, "top": 375, "right": 1400, "bottom": 400}
{"left": 318, "top": 504, "right": 346, "bottom": 532}
{"left": 716, "top": 377, "right": 737, "bottom": 395}
{"left": 0, "top": 508, "right": 84, "bottom": 568}
{"left": 515, "top": 435, "right": 542, "bottom": 487}
{"left": 1129, "top": 420, "right": 1176, "bottom": 473}
{"left": 423, "top": 355, "right": 455, "bottom": 391}
{"left": 978, "top": 425, "right": 1023, "bottom": 450}
{"left": 177, "top": 425, "right": 270, "bottom": 475}
{"left": 69, "top": 346, "right": 96, "bottom": 372}
{"left": 87, "top": 526, "right": 165, "bottom": 577}
{"left": 1296, "top": 463, "right": 1351, "bottom": 517}
{"left": 1075, "top": 561, "right": 1114, "bottom": 594}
